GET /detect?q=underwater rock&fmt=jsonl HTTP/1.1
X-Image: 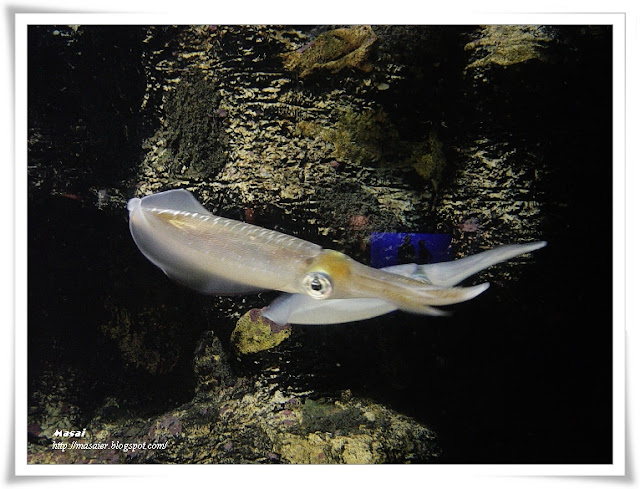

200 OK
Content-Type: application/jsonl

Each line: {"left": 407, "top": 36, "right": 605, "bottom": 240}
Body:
{"left": 431, "top": 25, "right": 560, "bottom": 270}
{"left": 307, "top": 106, "right": 447, "bottom": 191}
{"left": 160, "top": 75, "right": 228, "bottom": 178}
{"left": 28, "top": 333, "right": 441, "bottom": 464}
{"left": 193, "top": 331, "right": 236, "bottom": 391}
{"left": 63, "top": 379, "right": 438, "bottom": 463}
{"left": 282, "top": 25, "right": 377, "bottom": 79}
{"left": 274, "top": 397, "right": 439, "bottom": 463}
{"left": 133, "top": 25, "right": 437, "bottom": 262}
{"left": 464, "top": 25, "right": 555, "bottom": 71}
{"left": 230, "top": 309, "right": 291, "bottom": 355}
{"left": 406, "top": 131, "right": 447, "bottom": 185}
{"left": 319, "top": 106, "right": 400, "bottom": 166}
{"left": 100, "top": 302, "right": 185, "bottom": 375}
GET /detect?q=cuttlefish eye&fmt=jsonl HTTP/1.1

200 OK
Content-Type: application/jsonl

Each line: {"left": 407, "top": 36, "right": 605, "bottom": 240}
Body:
{"left": 302, "top": 272, "right": 333, "bottom": 299}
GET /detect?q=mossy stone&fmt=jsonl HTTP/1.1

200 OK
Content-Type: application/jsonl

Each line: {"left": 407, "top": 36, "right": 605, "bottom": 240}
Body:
{"left": 231, "top": 309, "right": 291, "bottom": 355}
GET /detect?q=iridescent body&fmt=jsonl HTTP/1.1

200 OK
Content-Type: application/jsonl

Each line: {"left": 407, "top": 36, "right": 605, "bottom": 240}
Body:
{"left": 128, "top": 189, "right": 546, "bottom": 325}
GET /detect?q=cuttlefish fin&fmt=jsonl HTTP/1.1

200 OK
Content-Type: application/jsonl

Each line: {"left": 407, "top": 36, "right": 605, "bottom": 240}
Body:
{"left": 128, "top": 190, "right": 266, "bottom": 295}
{"left": 129, "top": 188, "right": 213, "bottom": 216}
{"left": 416, "top": 241, "right": 547, "bottom": 287}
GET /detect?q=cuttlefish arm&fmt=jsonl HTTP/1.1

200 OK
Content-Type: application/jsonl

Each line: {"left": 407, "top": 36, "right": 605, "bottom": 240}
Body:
{"left": 262, "top": 241, "right": 547, "bottom": 325}
{"left": 414, "top": 241, "right": 548, "bottom": 287}
{"left": 127, "top": 189, "right": 485, "bottom": 311}
{"left": 262, "top": 263, "right": 462, "bottom": 325}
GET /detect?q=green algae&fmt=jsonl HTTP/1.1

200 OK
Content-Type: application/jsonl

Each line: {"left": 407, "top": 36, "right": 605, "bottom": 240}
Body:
{"left": 100, "top": 302, "right": 183, "bottom": 375}
{"left": 300, "top": 398, "right": 369, "bottom": 434}
{"left": 230, "top": 309, "right": 291, "bottom": 355}
{"left": 158, "top": 75, "right": 228, "bottom": 178}
{"left": 465, "top": 25, "right": 554, "bottom": 70}
{"left": 408, "top": 131, "right": 447, "bottom": 187}
{"left": 315, "top": 106, "right": 448, "bottom": 187}
{"left": 320, "top": 107, "right": 400, "bottom": 166}
{"left": 282, "top": 25, "right": 377, "bottom": 79}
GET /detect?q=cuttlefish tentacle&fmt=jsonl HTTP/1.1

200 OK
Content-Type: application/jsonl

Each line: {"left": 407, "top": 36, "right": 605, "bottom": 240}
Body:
{"left": 262, "top": 242, "right": 547, "bottom": 325}
{"left": 262, "top": 266, "right": 457, "bottom": 326}
{"left": 128, "top": 189, "right": 546, "bottom": 325}
{"left": 301, "top": 249, "right": 490, "bottom": 310}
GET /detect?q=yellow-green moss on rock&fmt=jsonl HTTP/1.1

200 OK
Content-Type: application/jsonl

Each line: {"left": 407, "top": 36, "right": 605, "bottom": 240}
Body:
{"left": 409, "top": 131, "right": 447, "bottom": 187}
{"left": 231, "top": 309, "right": 291, "bottom": 355}
{"left": 282, "top": 25, "right": 377, "bottom": 79}
{"left": 465, "top": 25, "right": 554, "bottom": 70}
{"left": 310, "top": 106, "right": 447, "bottom": 188}
{"left": 100, "top": 302, "right": 183, "bottom": 374}
{"left": 320, "top": 107, "right": 400, "bottom": 165}
{"left": 277, "top": 432, "right": 383, "bottom": 464}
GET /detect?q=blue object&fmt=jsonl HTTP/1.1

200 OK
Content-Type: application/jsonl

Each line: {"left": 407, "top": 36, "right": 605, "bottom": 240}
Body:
{"left": 370, "top": 233, "right": 452, "bottom": 268}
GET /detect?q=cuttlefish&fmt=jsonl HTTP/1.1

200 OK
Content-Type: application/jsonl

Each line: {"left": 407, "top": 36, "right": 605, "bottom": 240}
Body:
{"left": 128, "top": 189, "right": 546, "bottom": 325}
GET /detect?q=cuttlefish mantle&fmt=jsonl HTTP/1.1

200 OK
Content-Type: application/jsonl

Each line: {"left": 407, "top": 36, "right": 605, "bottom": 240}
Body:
{"left": 128, "top": 189, "right": 546, "bottom": 326}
